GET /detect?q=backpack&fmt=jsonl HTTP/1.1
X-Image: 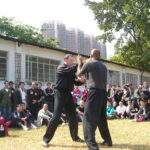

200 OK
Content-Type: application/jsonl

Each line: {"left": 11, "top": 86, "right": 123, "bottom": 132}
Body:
{"left": 0, "top": 117, "right": 5, "bottom": 137}
{"left": 0, "top": 117, "right": 11, "bottom": 137}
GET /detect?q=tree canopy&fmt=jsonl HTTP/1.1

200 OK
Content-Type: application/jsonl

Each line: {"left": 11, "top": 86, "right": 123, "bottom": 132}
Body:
{"left": 85, "top": 0, "right": 150, "bottom": 71}
{"left": 0, "top": 17, "right": 58, "bottom": 48}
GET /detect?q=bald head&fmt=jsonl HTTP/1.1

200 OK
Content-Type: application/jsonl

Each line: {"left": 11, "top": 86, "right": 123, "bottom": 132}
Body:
{"left": 90, "top": 49, "right": 101, "bottom": 58}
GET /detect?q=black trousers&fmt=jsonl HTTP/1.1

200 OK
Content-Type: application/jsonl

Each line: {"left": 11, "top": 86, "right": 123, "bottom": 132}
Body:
{"left": 83, "top": 89, "right": 112, "bottom": 150}
{"left": 43, "top": 89, "right": 79, "bottom": 143}
{"left": 44, "top": 100, "right": 54, "bottom": 113}
{"left": 29, "top": 103, "right": 38, "bottom": 120}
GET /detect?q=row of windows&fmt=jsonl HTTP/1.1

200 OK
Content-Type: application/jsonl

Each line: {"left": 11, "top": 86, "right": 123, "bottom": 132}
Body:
{"left": 26, "top": 55, "right": 60, "bottom": 83}
{"left": 0, "top": 50, "right": 150, "bottom": 87}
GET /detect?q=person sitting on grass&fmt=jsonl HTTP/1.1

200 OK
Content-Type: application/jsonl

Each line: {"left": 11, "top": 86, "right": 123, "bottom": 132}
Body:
{"left": 116, "top": 101, "right": 126, "bottom": 119}
{"left": 76, "top": 100, "right": 84, "bottom": 121}
{"left": 21, "top": 103, "right": 37, "bottom": 129}
{"left": 106, "top": 101, "right": 115, "bottom": 119}
{"left": 11, "top": 104, "right": 29, "bottom": 131}
{"left": 126, "top": 101, "right": 137, "bottom": 119}
{"left": 131, "top": 99, "right": 149, "bottom": 122}
{"left": 37, "top": 103, "right": 53, "bottom": 127}
{"left": 113, "top": 101, "right": 118, "bottom": 111}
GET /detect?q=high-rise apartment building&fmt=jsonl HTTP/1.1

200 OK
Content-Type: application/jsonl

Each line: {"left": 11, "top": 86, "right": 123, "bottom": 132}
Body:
{"left": 41, "top": 21, "right": 107, "bottom": 58}
{"left": 66, "top": 28, "right": 77, "bottom": 52}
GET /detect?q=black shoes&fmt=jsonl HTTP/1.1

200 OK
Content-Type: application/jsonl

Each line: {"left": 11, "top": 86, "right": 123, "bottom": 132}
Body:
{"left": 73, "top": 138, "right": 85, "bottom": 143}
{"left": 99, "top": 141, "right": 113, "bottom": 147}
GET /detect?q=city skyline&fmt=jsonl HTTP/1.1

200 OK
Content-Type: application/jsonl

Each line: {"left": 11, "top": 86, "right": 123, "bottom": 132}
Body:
{"left": 41, "top": 21, "right": 107, "bottom": 58}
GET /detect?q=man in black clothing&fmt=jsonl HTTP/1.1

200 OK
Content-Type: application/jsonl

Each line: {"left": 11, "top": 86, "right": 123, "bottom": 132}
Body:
{"left": 43, "top": 82, "right": 54, "bottom": 113}
{"left": 77, "top": 49, "right": 112, "bottom": 150}
{"left": 42, "top": 54, "right": 84, "bottom": 147}
{"left": 27, "top": 82, "right": 39, "bottom": 120}
{"left": 9, "top": 81, "right": 15, "bottom": 112}
{"left": 36, "top": 82, "right": 44, "bottom": 110}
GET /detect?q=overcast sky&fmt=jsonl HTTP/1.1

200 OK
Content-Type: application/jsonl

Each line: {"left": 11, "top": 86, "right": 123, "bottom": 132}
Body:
{"left": 0, "top": 0, "right": 115, "bottom": 57}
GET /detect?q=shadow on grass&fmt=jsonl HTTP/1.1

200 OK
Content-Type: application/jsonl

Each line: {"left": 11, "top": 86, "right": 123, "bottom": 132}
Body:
{"left": 106, "top": 144, "right": 150, "bottom": 150}
{"left": 50, "top": 144, "right": 87, "bottom": 149}
{"left": 50, "top": 144, "right": 150, "bottom": 150}
{"left": 8, "top": 135, "right": 19, "bottom": 138}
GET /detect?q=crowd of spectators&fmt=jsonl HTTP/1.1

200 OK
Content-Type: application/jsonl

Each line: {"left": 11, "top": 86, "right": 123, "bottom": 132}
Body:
{"left": 106, "top": 82, "right": 150, "bottom": 122}
{"left": 0, "top": 81, "right": 150, "bottom": 136}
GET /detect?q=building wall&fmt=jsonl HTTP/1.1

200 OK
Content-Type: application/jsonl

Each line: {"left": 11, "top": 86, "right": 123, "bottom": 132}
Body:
{"left": 0, "top": 38, "right": 150, "bottom": 89}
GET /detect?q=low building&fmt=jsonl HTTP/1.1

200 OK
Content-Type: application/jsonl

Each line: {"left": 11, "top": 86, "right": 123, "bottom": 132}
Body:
{"left": 0, "top": 35, "right": 150, "bottom": 89}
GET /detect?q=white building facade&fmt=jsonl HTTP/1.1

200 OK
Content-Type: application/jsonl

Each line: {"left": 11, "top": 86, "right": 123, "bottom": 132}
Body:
{"left": 0, "top": 35, "right": 150, "bottom": 89}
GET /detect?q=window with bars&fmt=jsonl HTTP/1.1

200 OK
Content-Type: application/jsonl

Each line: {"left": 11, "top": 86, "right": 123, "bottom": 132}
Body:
{"left": 26, "top": 55, "right": 60, "bottom": 84}
{"left": 0, "top": 51, "right": 7, "bottom": 80}
{"left": 125, "top": 73, "right": 138, "bottom": 88}
{"left": 122, "top": 73, "right": 126, "bottom": 85}
{"left": 107, "top": 70, "right": 120, "bottom": 86}
{"left": 142, "top": 76, "right": 150, "bottom": 86}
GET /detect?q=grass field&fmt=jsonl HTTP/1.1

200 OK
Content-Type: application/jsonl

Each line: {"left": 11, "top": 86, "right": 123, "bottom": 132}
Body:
{"left": 0, "top": 120, "right": 150, "bottom": 150}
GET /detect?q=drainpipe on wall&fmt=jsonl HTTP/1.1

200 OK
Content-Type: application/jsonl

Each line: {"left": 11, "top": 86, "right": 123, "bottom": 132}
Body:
{"left": 140, "top": 70, "right": 144, "bottom": 85}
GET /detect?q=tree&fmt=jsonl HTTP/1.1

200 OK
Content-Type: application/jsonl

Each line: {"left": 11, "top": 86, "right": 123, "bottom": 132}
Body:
{"left": 0, "top": 17, "right": 58, "bottom": 48}
{"left": 108, "top": 55, "right": 126, "bottom": 64}
{"left": 85, "top": 0, "right": 150, "bottom": 71}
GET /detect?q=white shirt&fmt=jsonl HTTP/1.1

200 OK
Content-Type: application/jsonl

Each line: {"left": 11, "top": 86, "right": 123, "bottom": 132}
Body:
{"left": 116, "top": 105, "right": 126, "bottom": 113}
{"left": 19, "top": 88, "right": 26, "bottom": 100}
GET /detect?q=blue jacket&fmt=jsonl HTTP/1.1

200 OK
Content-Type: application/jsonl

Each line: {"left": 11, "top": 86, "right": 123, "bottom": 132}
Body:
{"left": 106, "top": 106, "right": 114, "bottom": 116}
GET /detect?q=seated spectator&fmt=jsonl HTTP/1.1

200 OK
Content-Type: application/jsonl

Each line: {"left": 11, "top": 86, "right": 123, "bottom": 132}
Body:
{"left": 36, "top": 104, "right": 53, "bottom": 127}
{"left": 11, "top": 104, "right": 29, "bottom": 131}
{"left": 76, "top": 101, "right": 84, "bottom": 121}
{"left": 132, "top": 100, "right": 149, "bottom": 122}
{"left": 116, "top": 101, "right": 126, "bottom": 119}
{"left": 106, "top": 101, "right": 115, "bottom": 119}
{"left": 113, "top": 101, "right": 118, "bottom": 111}
{"left": 21, "top": 103, "right": 37, "bottom": 129}
{"left": 126, "top": 101, "right": 137, "bottom": 119}
{"left": 72, "top": 86, "right": 82, "bottom": 107}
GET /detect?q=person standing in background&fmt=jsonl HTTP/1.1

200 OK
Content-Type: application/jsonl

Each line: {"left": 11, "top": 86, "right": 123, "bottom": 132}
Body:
{"left": 9, "top": 81, "right": 15, "bottom": 111}
{"left": 0, "top": 81, "right": 12, "bottom": 121}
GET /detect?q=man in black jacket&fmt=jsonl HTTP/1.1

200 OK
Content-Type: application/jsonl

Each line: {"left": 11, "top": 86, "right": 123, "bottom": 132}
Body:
{"left": 14, "top": 82, "right": 26, "bottom": 106}
{"left": 42, "top": 54, "right": 84, "bottom": 147}
{"left": 27, "top": 82, "right": 38, "bottom": 120}
{"left": 43, "top": 82, "right": 54, "bottom": 113}
{"left": 9, "top": 81, "right": 15, "bottom": 111}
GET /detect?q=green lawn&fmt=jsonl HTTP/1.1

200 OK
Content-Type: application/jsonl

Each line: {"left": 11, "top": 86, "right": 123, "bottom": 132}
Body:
{"left": 0, "top": 120, "right": 150, "bottom": 150}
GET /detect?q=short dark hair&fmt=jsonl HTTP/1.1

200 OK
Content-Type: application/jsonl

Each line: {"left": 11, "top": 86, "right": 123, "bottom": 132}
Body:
{"left": 4, "top": 80, "right": 9, "bottom": 84}
{"left": 18, "top": 82, "right": 25, "bottom": 86}
{"left": 64, "top": 54, "right": 73, "bottom": 60}
{"left": 9, "top": 81, "right": 14, "bottom": 84}
{"left": 47, "top": 82, "right": 51, "bottom": 85}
